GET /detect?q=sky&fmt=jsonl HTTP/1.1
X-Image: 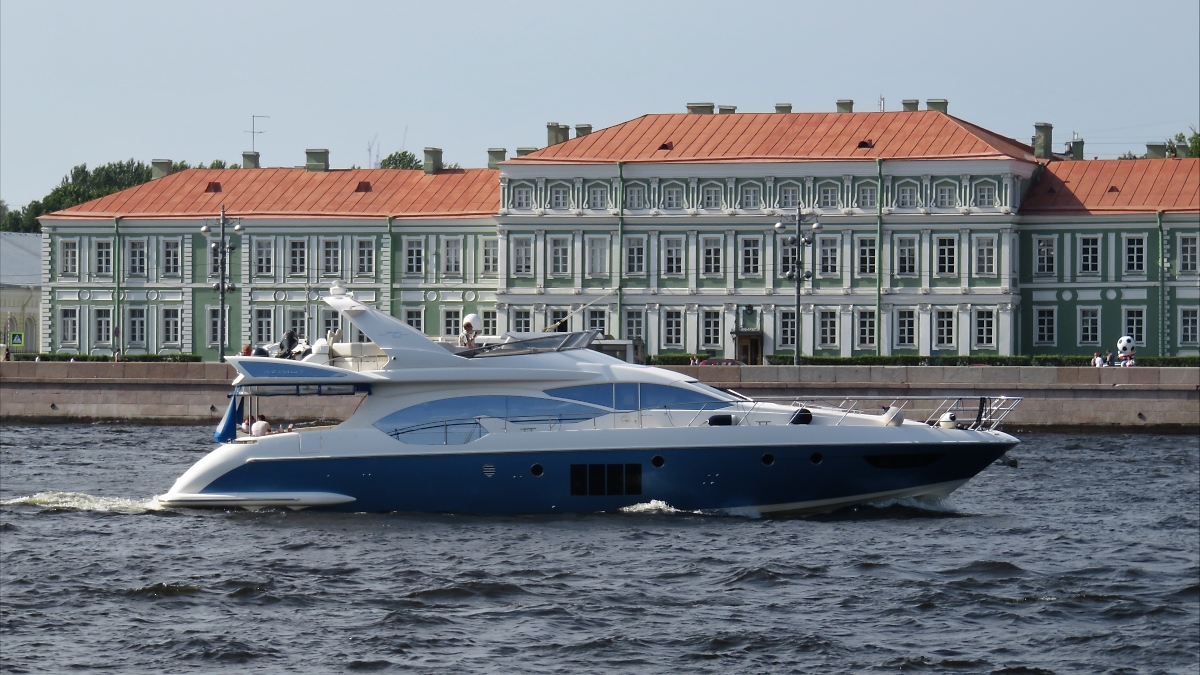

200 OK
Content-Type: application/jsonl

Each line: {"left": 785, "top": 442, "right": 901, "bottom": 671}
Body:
{"left": 1, "top": 0, "right": 1197, "bottom": 209}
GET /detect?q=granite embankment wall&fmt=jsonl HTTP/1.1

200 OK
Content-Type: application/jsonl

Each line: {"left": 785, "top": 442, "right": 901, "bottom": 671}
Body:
{"left": 1, "top": 362, "right": 1197, "bottom": 432}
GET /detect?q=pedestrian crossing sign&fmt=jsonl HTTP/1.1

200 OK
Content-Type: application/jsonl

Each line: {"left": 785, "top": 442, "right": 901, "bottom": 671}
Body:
{"left": 9, "top": 332, "right": 23, "bottom": 346}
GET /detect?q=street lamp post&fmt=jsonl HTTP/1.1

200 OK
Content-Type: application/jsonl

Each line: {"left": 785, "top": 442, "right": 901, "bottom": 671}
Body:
{"left": 774, "top": 210, "right": 822, "bottom": 365}
{"left": 200, "top": 205, "right": 243, "bottom": 362}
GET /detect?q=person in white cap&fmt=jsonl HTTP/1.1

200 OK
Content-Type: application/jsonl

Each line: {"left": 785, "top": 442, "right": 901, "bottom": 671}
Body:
{"left": 459, "top": 314, "right": 480, "bottom": 349}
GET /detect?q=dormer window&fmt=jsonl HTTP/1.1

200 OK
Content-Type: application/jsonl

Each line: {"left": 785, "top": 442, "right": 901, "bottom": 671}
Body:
{"left": 974, "top": 184, "right": 996, "bottom": 207}
{"left": 205, "top": 182, "right": 221, "bottom": 193}
{"left": 896, "top": 185, "right": 917, "bottom": 208}
{"left": 658, "top": 141, "right": 674, "bottom": 151}
{"left": 355, "top": 181, "right": 372, "bottom": 193}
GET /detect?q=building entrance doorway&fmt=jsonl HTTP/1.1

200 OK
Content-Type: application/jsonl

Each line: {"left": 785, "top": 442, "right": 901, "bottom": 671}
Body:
{"left": 735, "top": 333, "right": 762, "bottom": 365}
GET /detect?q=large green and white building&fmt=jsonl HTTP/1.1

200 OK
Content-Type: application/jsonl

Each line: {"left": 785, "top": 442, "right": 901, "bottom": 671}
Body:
{"left": 38, "top": 101, "right": 1200, "bottom": 360}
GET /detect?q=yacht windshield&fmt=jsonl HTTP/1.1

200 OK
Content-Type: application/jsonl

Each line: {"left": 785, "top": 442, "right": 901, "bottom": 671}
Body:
{"left": 459, "top": 330, "right": 599, "bottom": 358}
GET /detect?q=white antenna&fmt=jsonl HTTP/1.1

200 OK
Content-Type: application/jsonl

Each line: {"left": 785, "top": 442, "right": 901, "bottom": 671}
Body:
{"left": 367, "top": 133, "right": 379, "bottom": 168}
{"left": 245, "top": 115, "right": 270, "bottom": 152}
{"left": 401, "top": 125, "right": 408, "bottom": 152}
{"left": 878, "top": 94, "right": 885, "bottom": 112}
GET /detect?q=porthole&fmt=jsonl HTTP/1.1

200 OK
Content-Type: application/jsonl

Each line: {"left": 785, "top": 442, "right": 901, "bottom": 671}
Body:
{"left": 651, "top": 455, "right": 665, "bottom": 468}
{"left": 761, "top": 453, "right": 775, "bottom": 466}
{"left": 810, "top": 453, "right": 823, "bottom": 465}
{"left": 530, "top": 463, "right": 544, "bottom": 477}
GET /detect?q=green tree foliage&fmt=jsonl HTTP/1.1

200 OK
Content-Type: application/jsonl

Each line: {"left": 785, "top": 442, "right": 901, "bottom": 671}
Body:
{"left": 379, "top": 150, "right": 422, "bottom": 170}
{"left": 1167, "top": 127, "right": 1199, "bottom": 158}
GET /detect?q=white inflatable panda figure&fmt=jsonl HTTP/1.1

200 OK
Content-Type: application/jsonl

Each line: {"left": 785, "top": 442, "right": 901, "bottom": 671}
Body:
{"left": 1116, "top": 335, "right": 1136, "bottom": 366}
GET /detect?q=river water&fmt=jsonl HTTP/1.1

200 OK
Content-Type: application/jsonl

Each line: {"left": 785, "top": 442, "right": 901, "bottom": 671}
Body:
{"left": 1, "top": 426, "right": 1197, "bottom": 674}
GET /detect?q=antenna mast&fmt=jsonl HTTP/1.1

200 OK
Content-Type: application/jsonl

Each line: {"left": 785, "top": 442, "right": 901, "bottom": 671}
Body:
{"left": 245, "top": 115, "right": 270, "bottom": 152}
{"left": 367, "top": 133, "right": 379, "bottom": 168}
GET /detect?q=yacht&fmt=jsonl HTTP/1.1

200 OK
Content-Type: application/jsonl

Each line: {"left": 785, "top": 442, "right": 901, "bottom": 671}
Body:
{"left": 158, "top": 285, "right": 1021, "bottom": 515}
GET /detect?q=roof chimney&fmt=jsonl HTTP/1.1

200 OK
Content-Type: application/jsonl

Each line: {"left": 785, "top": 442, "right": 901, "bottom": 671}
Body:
{"left": 718, "top": 105, "right": 737, "bottom": 114}
{"left": 1145, "top": 142, "right": 1167, "bottom": 159}
{"left": 686, "top": 102, "right": 715, "bottom": 114}
{"left": 242, "top": 151, "right": 260, "bottom": 169}
{"left": 487, "top": 148, "right": 506, "bottom": 170}
{"left": 902, "top": 99, "right": 919, "bottom": 112}
{"left": 1033, "top": 123, "right": 1054, "bottom": 160}
{"left": 151, "top": 159, "right": 172, "bottom": 179}
{"left": 836, "top": 99, "right": 854, "bottom": 113}
{"left": 574, "top": 124, "right": 592, "bottom": 138}
{"left": 305, "top": 149, "right": 330, "bottom": 172}
{"left": 516, "top": 147, "right": 538, "bottom": 157}
{"left": 423, "top": 147, "right": 443, "bottom": 174}
{"left": 775, "top": 103, "right": 792, "bottom": 113}
{"left": 926, "top": 99, "right": 948, "bottom": 113}
{"left": 1068, "top": 139, "right": 1085, "bottom": 161}
{"left": 546, "top": 122, "right": 571, "bottom": 146}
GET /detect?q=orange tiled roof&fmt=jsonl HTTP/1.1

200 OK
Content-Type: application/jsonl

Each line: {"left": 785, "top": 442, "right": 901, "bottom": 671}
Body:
{"left": 46, "top": 168, "right": 500, "bottom": 220}
{"left": 1021, "top": 158, "right": 1199, "bottom": 215}
{"left": 508, "top": 111, "right": 1038, "bottom": 164}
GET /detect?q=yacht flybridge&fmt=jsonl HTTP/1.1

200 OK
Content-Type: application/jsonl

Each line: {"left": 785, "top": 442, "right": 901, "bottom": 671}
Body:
{"left": 158, "top": 285, "right": 1021, "bottom": 516}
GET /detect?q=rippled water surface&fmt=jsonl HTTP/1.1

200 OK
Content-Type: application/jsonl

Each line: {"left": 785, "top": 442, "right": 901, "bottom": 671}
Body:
{"left": 1, "top": 426, "right": 1197, "bottom": 674}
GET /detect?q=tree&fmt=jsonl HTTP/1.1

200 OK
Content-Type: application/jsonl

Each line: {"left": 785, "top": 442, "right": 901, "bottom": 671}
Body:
{"left": 379, "top": 150, "right": 422, "bottom": 170}
{"left": 0, "top": 199, "right": 8, "bottom": 223}
{"left": 1167, "top": 127, "right": 1200, "bottom": 158}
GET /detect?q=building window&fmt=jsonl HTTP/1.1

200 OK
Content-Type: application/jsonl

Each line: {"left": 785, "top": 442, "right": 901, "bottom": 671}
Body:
{"left": 128, "top": 241, "right": 146, "bottom": 277}
{"left": 1125, "top": 236, "right": 1145, "bottom": 274}
{"left": 127, "top": 307, "right": 146, "bottom": 345}
{"left": 1180, "top": 235, "right": 1198, "bottom": 273}
{"left": 208, "top": 307, "right": 225, "bottom": 345}
{"left": 513, "top": 310, "right": 532, "bottom": 333}
{"left": 403, "top": 239, "right": 424, "bottom": 276}
{"left": 741, "top": 186, "right": 760, "bottom": 209}
{"left": 857, "top": 310, "right": 876, "bottom": 348}
{"left": 702, "top": 236, "right": 722, "bottom": 275}
{"left": 288, "top": 309, "right": 306, "bottom": 339}
{"left": 818, "top": 236, "right": 839, "bottom": 275}
{"left": 550, "top": 186, "right": 569, "bottom": 209}
{"left": 741, "top": 238, "right": 761, "bottom": 275}
{"left": 356, "top": 240, "right": 374, "bottom": 275}
{"left": 405, "top": 309, "right": 423, "bottom": 333}
{"left": 935, "top": 185, "right": 956, "bottom": 208}
{"left": 162, "top": 240, "right": 180, "bottom": 277}
{"left": 322, "top": 240, "right": 341, "bottom": 275}
{"left": 625, "top": 237, "right": 645, "bottom": 275}
{"left": 936, "top": 310, "right": 955, "bottom": 348}
{"left": 1035, "top": 237, "right": 1056, "bottom": 275}
{"left": 162, "top": 308, "right": 180, "bottom": 345}
{"left": 512, "top": 187, "right": 532, "bottom": 209}
{"left": 896, "top": 236, "right": 917, "bottom": 276}
{"left": 1124, "top": 308, "right": 1144, "bottom": 344}
{"left": 1035, "top": 308, "right": 1056, "bottom": 346}
{"left": 588, "top": 309, "right": 607, "bottom": 334}
{"left": 254, "top": 239, "right": 273, "bottom": 276}
{"left": 550, "top": 237, "right": 571, "bottom": 276}
{"left": 60, "top": 308, "right": 78, "bottom": 344}
{"left": 588, "top": 186, "right": 608, "bottom": 209}
{"left": 779, "top": 311, "right": 796, "bottom": 347}
{"left": 587, "top": 237, "right": 609, "bottom": 276}
{"left": 857, "top": 237, "right": 876, "bottom": 275}
{"left": 1180, "top": 308, "right": 1199, "bottom": 345}
{"left": 818, "top": 185, "right": 838, "bottom": 208}
{"left": 975, "top": 309, "right": 994, "bottom": 348}
{"left": 289, "top": 240, "right": 307, "bottom": 276}
{"left": 482, "top": 239, "right": 498, "bottom": 275}
{"left": 1079, "top": 236, "right": 1100, "bottom": 275}
{"left": 95, "top": 241, "right": 113, "bottom": 276}
{"left": 779, "top": 238, "right": 797, "bottom": 276}
{"left": 663, "top": 237, "right": 684, "bottom": 276}
{"left": 936, "top": 237, "right": 957, "bottom": 275}
{"left": 625, "top": 309, "right": 644, "bottom": 340}
{"left": 443, "top": 238, "right": 462, "bottom": 275}
{"left": 482, "top": 311, "right": 497, "bottom": 336}
{"left": 663, "top": 310, "right": 683, "bottom": 347}
{"left": 444, "top": 310, "right": 461, "bottom": 337}
{"left": 60, "top": 240, "right": 78, "bottom": 276}
{"left": 975, "top": 236, "right": 996, "bottom": 275}
{"left": 1079, "top": 308, "right": 1100, "bottom": 345}
{"left": 627, "top": 186, "right": 645, "bottom": 210}
{"left": 778, "top": 185, "right": 799, "bottom": 209}
{"left": 896, "top": 185, "right": 917, "bottom": 208}
{"left": 549, "top": 309, "right": 569, "bottom": 333}
{"left": 857, "top": 185, "right": 876, "bottom": 209}
{"left": 209, "top": 241, "right": 223, "bottom": 277}
{"left": 702, "top": 185, "right": 722, "bottom": 209}
{"left": 663, "top": 187, "right": 683, "bottom": 209}
{"left": 896, "top": 309, "right": 915, "bottom": 348}
{"left": 321, "top": 309, "right": 341, "bottom": 340}
{"left": 94, "top": 307, "right": 112, "bottom": 344}
{"left": 254, "top": 309, "right": 273, "bottom": 345}
{"left": 512, "top": 237, "right": 533, "bottom": 275}
{"left": 974, "top": 184, "right": 996, "bottom": 207}
{"left": 701, "top": 310, "right": 721, "bottom": 347}
{"left": 818, "top": 310, "right": 838, "bottom": 347}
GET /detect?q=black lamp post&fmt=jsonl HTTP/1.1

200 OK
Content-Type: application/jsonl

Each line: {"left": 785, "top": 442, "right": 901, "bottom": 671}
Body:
{"left": 200, "top": 205, "right": 243, "bottom": 362}
{"left": 774, "top": 210, "right": 822, "bottom": 364}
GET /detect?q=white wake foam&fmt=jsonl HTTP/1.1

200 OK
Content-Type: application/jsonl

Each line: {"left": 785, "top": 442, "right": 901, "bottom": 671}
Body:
{"left": 0, "top": 491, "right": 162, "bottom": 514}
{"left": 619, "top": 499, "right": 684, "bottom": 514}
{"left": 865, "top": 495, "right": 961, "bottom": 513}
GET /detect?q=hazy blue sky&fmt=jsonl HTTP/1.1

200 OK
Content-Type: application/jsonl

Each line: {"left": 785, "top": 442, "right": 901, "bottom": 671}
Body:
{"left": 2, "top": 0, "right": 1197, "bottom": 208}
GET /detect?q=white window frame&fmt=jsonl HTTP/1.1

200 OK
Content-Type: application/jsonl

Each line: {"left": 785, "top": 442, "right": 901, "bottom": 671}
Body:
{"left": 817, "top": 183, "right": 839, "bottom": 209}
{"left": 974, "top": 234, "right": 997, "bottom": 277}
{"left": 818, "top": 309, "right": 839, "bottom": 348}
{"left": 93, "top": 306, "right": 112, "bottom": 345}
{"left": 59, "top": 306, "right": 79, "bottom": 345}
{"left": 701, "top": 235, "right": 723, "bottom": 276}
{"left": 321, "top": 238, "right": 341, "bottom": 276}
{"left": 511, "top": 236, "right": 534, "bottom": 276}
{"left": 253, "top": 307, "right": 274, "bottom": 346}
{"left": 1123, "top": 235, "right": 1146, "bottom": 275}
{"left": 1178, "top": 234, "right": 1198, "bottom": 274}
{"left": 778, "top": 184, "right": 800, "bottom": 209}
{"left": 586, "top": 236, "right": 610, "bottom": 277}
{"left": 161, "top": 238, "right": 181, "bottom": 278}
{"left": 1078, "top": 306, "right": 1101, "bottom": 347}
{"left": 936, "top": 235, "right": 958, "bottom": 276}
{"left": 512, "top": 185, "right": 532, "bottom": 209}
{"left": 403, "top": 238, "right": 424, "bottom": 276}
{"left": 894, "top": 309, "right": 916, "bottom": 349}
{"left": 779, "top": 310, "right": 797, "bottom": 348}
{"left": 701, "top": 310, "right": 722, "bottom": 347}
{"left": 94, "top": 239, "right": 114, "bottom": 276}
{"left": 856, "top": 308, "right": 876, "bottom": 349}
{"left": 625, "top": 235, "right": 646, "bottom": 276}
{"left": 973, "top": 181, "right": 997, "bottom": 208}
{"left": 934, "top": 183, "right": 957, "bottom": 208}
{"left": 288, "top": 239, "right": 307, "bottom": 277}
{"left": 587, "top": 309, "right": 607, "bottom": 334}
{"left": 662, "top": 185, "right": 684, "bottom": 210}
{"left": 1123, "top": 306, "right": 1146, "bottom": 345}
{"left": 443, "top": 236, "right": 463, "bottom": 276}
{"left": 974, "top": 308, "right": 995, "bottom": 349}
{"left": 701, "top": 184, "right": 723, "bottom": 210}
{"left": 1078, "top": 235, "right": 1101, "bottom": 276}
{"left": 662, "top": 310, "right": 683, "bottom": 347}
{"left": 935, "top": 309, "right": 956, "bottom": 349}
{"left": 481, "top": 238, "right": 499, "bottom": 276}
{"left": 856, "top": 184, "right": 877, "bottom": 210}
{"left": 127, "top": 306, "right": 147, "bottom": 346}
{"left": 548, "top": 308, "right": 570, "bottom": 333}
{"left": 662, "top": 236, "right": 684, "bottom": 276}
{"left": 624, "top": 309, "right": 644, "bottom": 341}
{"left": 895, "top": 183, "right": 919, "bottom": 209}
{"left": 404, "top": 308, "right": 424, "bottom": 333}
{"left": 1179, "top": 307, "right": 1199, "bottom": 346}
{"left": 778, "top": 237, "right": 797, "bottom": 277}
{"left": 482, "top": 310, "right": 497, "bottom": 336}
{"left": 442, "top": 309, "right": 461, "bottom": 337}
{"left": 161, "top": 307, "right": 181, "bottom": 346}
{"left": 856, "top": 235, "right": 876, "bottom": 276}
{"left": 60, "top": 239, "right": 79, "bottom": 277}
{"left": 355, "top": 238, "right": 375, "bottom": 276}
{"left": 549, "top": 236, "right": 571, "bottom": 276}
{"left": 127, "top": 239, "right": 147, "bottom": 277}
{"left": 550, "top": 185, "right": 570, "bottom": 210}
{"left": 587, "top": 184, "right": 608, "bottom": 210}
{"left": 512, "top": 309, "right": 532, "bottom": 333}
{"left": 287, "top": 308, "right": 307, "bottom": 339}
{"left": 740, "top": 236, "right": 761, "bottom": 277}
{"left": 817, "top": 235, "right": 839, "bottom": 276}
{"left": 895, "top": 236, "right": 917, "bottom": 277}
{"left": 1034, "top": 306, "right": 1057, "bottom": 347}
{"left": 206, "top": 306, "right": 226, "bottom": 347}
{"left": 626, "top": 185, "right": 646, "bottom": 210}
{"left": 740, "top": 184, "right": 761, "bottom": 209}
{"left": 1034, "top": 236, "right": 1057, "bottom": 276}
{"left": 254, "top": 238, "right": 274, "bottom": 276}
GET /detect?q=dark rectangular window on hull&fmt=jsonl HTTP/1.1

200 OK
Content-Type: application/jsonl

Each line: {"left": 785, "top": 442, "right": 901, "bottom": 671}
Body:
{"left": 571, "top": 464, "right": 642, "bottom": 496}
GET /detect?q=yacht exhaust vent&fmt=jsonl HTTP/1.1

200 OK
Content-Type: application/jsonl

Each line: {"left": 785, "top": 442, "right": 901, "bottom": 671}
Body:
{"left": 482, "top": 464, "right": 496, "bottom": 477}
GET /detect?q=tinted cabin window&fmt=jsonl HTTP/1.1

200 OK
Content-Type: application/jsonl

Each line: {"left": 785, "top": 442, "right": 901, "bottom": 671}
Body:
{"left": 374, "top": 395, "right": 604, "bottom": 444}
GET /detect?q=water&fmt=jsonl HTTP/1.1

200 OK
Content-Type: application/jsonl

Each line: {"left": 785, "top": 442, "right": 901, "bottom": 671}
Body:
{"left": 1, "top": 426, "right": 1197, "bottom": 674}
